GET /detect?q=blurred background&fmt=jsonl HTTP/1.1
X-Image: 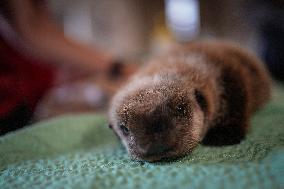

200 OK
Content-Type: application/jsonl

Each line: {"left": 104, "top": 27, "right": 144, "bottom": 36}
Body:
{"left": 0, "top": 0, "right": 283, "bottom": 135}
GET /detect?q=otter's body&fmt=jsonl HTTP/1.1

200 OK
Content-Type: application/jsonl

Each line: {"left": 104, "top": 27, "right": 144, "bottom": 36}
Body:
{"left": 109, "top": 41, "right": 271, "bottom": 162}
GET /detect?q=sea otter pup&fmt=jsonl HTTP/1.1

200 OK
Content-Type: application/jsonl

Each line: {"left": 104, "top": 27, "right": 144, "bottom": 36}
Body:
{"left": 108, "top": 41, "right": 271, "bottom": 162}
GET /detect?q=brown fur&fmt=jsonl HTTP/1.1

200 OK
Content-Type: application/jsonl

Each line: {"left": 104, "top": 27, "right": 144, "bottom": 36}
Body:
{"left": 108, "top": 41, "right": 271, "bottom": 162}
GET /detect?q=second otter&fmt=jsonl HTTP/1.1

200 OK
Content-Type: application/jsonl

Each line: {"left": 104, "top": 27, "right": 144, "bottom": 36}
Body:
{"left": 108, "top": 41, "right": 271, "bottom": 162}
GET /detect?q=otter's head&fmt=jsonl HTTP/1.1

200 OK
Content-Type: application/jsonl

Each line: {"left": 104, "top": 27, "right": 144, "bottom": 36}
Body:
{"left": 108, "top": 75, "right": 208, "bottom": 162}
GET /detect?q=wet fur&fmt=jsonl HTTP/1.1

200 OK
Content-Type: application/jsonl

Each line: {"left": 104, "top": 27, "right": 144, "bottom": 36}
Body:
{"left": 108, "top": 41, "right": 271, "bottom": 162}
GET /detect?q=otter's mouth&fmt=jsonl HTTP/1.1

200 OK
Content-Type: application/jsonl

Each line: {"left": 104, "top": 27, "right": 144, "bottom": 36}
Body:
{"left": 136, "top": 148, "right": 178, "bottom": 162}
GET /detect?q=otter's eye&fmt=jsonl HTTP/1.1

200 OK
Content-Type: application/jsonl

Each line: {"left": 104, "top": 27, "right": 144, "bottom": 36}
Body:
{"left": 119, "top": 123, "right": 129, "bottom": 135}
{"left": 195, "top": 90, "right": 207, "bottom": 111}
{"left": 176, "top": 104, "right": 187, "bottom": 116}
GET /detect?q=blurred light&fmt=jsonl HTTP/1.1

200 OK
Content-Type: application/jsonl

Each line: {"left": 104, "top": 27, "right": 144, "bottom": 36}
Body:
{"left": 165, "top": 0, "right": 200, "bottom": 42}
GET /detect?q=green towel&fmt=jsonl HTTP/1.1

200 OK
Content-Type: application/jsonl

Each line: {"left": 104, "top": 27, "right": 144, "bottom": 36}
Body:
{"left": 1, "top": 85, "right": 284, "bottom": 189}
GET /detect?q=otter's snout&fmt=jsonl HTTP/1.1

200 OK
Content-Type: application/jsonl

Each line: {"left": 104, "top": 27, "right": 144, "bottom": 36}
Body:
{"left": 135, "top": 107, "right": 175, "bottom": 158}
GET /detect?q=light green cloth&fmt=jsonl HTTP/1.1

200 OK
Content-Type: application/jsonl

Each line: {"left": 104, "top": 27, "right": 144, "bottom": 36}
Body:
{"left": 1, "top": 85, "right": 284, "bottom": 189}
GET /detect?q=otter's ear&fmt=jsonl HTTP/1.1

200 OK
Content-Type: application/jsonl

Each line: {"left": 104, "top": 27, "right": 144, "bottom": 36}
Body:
{"left": 194, "top": 89, "right": 207, "bottom": 112}
{"left": 108, "top": 124, "right": 113, "bottom": 129}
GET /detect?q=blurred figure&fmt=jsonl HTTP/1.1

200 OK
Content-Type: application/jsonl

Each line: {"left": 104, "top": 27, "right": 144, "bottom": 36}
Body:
{"left": 0, "top": 0, "right": 131, "bottom": 135}
{"left": 0, "top": 35, "right": 55, "bottom": 135}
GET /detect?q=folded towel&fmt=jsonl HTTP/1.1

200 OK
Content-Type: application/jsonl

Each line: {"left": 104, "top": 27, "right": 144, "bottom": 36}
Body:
{"left": 1, "top": 85, "right": 284, "bottom": 189}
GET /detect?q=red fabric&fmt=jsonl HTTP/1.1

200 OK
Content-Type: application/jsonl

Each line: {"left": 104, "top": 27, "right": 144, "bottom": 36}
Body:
{"left": 0, "top": 37, "right": 55, "bottom": 118}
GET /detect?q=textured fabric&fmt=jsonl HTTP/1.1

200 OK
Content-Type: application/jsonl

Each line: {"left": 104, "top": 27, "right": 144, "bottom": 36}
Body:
{"left": 1, "top": 86, "right": 284, "bottom": 189}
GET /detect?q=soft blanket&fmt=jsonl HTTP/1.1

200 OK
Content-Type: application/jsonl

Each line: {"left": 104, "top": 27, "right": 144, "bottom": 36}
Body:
{"left": 1, "top": 85, "right": 284, "bottom": 189}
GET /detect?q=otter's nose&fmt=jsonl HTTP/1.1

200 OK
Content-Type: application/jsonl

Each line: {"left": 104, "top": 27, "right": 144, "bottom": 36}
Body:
{"left": 146, "top": 117, "right": 171, "bottom": 133}
{"left": 151, "top": 121, "right": 169, "bottom": 133}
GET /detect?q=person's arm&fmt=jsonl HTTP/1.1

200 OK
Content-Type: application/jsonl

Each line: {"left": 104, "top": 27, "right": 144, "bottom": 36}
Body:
{"left": 7, "top": 0, "right": 113, "bottom": 74}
